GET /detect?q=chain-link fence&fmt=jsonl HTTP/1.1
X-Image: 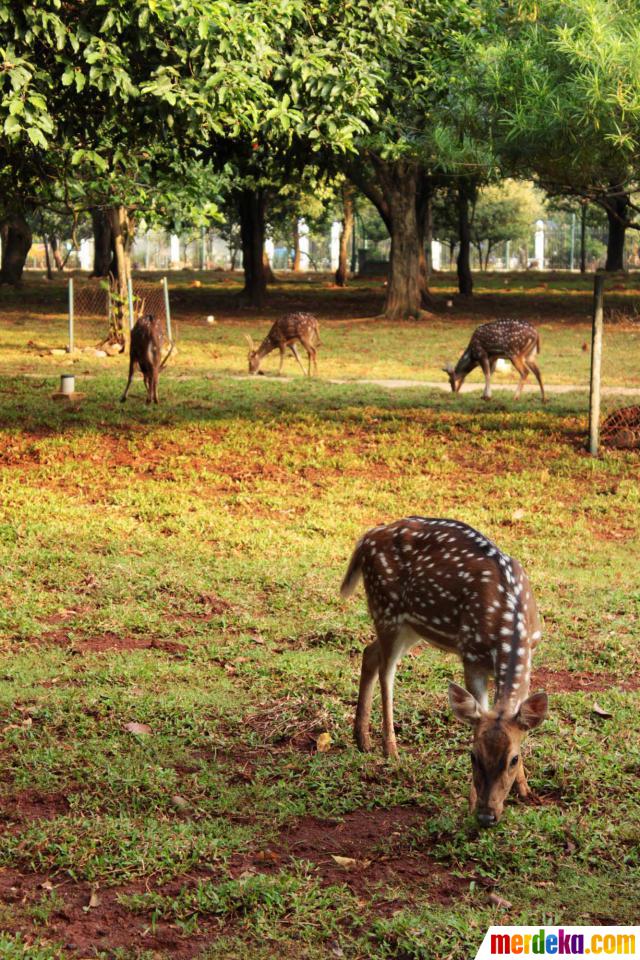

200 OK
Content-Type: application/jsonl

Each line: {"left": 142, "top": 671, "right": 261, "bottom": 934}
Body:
{"left": 68, "top": 277, "right": 172, "bottom": 352}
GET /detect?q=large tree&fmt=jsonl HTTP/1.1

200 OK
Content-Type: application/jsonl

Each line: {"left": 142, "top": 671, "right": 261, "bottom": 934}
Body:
{"left": 492, "top": 0, "right": 640, "bottom": 271}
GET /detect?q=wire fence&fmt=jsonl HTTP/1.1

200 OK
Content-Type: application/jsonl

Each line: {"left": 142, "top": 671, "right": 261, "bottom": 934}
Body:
{"left": 67, "top": 277, "right": 172, "bottom": 352}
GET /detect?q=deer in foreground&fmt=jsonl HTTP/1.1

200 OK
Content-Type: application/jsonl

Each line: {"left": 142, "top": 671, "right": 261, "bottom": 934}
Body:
{"left": 341, "top": 517, "right": 548, "bottom": 826}
{"left": 245, "top": 312, "right": 320, "bottom": 376}
{"left": 443, "top": 319, "right": 545, "bottom": 401}
{"left": 120, "top": 313, "right": 172, "bottom": 404}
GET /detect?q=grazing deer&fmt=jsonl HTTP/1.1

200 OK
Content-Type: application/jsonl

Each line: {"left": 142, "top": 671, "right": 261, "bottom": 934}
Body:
{"left": 245, "top": 312, "right": 320, "bottom": 376}
{"left": 341, "top": 517, "right": 548, "bottom": 826}
{"left": 120, "top": 313, "right": 172, "bottom": 405}
{"left": 443, "top": 319, "right": 545, "bottom": 401}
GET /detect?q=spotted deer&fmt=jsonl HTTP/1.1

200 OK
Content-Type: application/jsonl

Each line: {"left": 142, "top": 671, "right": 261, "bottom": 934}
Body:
{"left": 245, "top": 312, "right": 320, "bottom": 376}
{"left": 120, "top": 313, "right": 172, "bottom": 405}
{"left": 341, "top": 517, "right": 548, "bottom": 826}
{"left": 443, "top": 319, "right": 545, "bottom": 401}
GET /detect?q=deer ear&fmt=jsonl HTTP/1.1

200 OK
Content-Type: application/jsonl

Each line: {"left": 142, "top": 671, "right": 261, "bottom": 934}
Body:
{"left": 442, "top": 363, "right": 454, "bottom": 374}
{"left": 243, "top": 334, "right": 255, "bottom": 350}
{"left": 516, "top": 692, "right": 548, "bottom": 730}
{"left": 448, "top": 682, "right": 482, "bottom": 724}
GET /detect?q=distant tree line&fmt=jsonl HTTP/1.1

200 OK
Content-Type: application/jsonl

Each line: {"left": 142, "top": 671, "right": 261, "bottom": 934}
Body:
{"left": 1, "top": 0, "right": 639, "bottom": 339}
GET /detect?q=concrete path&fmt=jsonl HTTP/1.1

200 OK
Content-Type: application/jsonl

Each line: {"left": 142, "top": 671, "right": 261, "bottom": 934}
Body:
{"left": 232, "top": 375, "right": 640, "bottom": 396}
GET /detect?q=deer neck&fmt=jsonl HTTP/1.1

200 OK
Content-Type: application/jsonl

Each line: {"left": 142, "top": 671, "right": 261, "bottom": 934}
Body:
{"left": 258, "top": 337, "right": 276, "bottom": 359}
{"left": 493, "top": 590, "right": 533, "bottom": 715}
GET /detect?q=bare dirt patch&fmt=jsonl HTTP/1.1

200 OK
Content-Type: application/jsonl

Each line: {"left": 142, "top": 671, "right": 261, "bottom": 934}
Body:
{"left": 231, "top": 805, "right": 466, "bottom": 907}
{"left": 36, "top": 629, "right": 189, "bottom": 657}
{"left": 0, "top": 790, "right": 70, "bottom": 833}
{"left": 532, "top": 667, "right": 640, "bottom": 693}
{"left": 0, "top": 868, "right": 216, "bottom": 960}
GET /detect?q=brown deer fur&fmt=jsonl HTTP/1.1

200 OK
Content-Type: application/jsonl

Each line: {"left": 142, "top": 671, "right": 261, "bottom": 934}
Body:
{"left": 120, "top": 313, "right": 165, "bottom": 405}
{"left": 245, "top": 312, "right": 320, "bottom": 376}
{"left": 341, "top": 517, "right": 548, "bottom": 826}
{"left": 443, "top": 319, "right": 545, "bottom": 401}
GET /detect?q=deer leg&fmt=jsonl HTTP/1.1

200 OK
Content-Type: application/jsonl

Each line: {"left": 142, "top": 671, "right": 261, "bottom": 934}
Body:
{"left": 152, "top": 368, "right": 159, "bottom": 405}
{"left": 512, "top": 356, "right": 530, "bottom": 400}
{"left": 525, "top": 357, "right": 546, "bottom": 403}
{"left": 354, "top": 641, "right": 380, "bottom": 752}
{"left": 278, "top": 345, "right": 286, "bottom": 375}
{"left": 479, "top": 352, "right": 492, "bottom": 400}
{"left": 143, "top": 371, "right": 152, "bottom": 404}
{"left": 515, "top": 756, "right": 530, "bottom": 799}
{"left": 377, "top": 626, "right": 412, "bottom": 760}
{"left": 307, "top": 347, "right": 318, "bottom": 376}
{"left": 120, "top": 358, "right": 135, "bottom": 403}
{"left": 379, "top": 652, "right": 399, "bottom": 760}
{"left": 289, "top": 343, "right": 307, "bottom": 376}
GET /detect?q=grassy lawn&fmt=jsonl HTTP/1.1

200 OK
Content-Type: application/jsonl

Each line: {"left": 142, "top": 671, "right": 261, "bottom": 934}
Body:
{"left": 0, "top": 271, "right": 638, "bottom": 959}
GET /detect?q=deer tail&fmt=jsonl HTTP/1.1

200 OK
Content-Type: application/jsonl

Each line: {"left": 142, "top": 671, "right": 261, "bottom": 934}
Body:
{"left": 340, "top": 537, "right": 365, "bottom": 598}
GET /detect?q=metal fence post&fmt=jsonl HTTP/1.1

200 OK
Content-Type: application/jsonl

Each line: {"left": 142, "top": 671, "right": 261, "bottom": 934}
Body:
{"left": 68, "top": 277, "right": 74, "bottom": 353}
{"left": 162, "top": 276, "right": 172, "bottom": 342}
{"left": 127, "top": 276, "right": 134, "bottom": 331}
{"left": 588, "top": 274, "right": 605, "bottom": 456}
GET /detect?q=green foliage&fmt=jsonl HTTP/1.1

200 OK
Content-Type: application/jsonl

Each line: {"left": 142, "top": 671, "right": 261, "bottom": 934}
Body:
{"left": 471, "top": 180, "right": 544, "bottom": 265}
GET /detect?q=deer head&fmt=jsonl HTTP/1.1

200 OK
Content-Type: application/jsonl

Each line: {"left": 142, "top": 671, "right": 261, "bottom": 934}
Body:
{"left": 442, "top": 362, "right": 461, "bottom": 393}
{"left": 244, "top": 334, "right": 261, "bottom": 374}
{"left": 449, "top": 682, "right": 548, "bottom": 826}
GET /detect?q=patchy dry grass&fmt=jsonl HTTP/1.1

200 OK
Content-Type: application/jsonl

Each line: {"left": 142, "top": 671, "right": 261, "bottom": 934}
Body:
{"left": 0, "top": 271, "right": 638, "bottom": 959}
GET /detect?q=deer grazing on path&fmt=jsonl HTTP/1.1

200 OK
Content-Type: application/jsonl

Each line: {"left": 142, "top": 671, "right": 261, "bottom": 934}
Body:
{"left": 443, "top": 319, "right": 545, "bottom": 401}
{"left": 341, "top": 517, "right": 548, "bottom": 826}
{"left": 120, "top": 313, "right": 172, "bottom": 405}
{"left": 245, "top": 312, "right": 320, "bottom": 376}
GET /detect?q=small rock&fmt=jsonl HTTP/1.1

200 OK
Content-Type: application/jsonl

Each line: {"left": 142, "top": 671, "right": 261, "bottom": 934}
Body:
{"left": 94, "top": 350, "right": 107, "bottom": 358}
{"left": 171, "top": 795, "right": 190, "bottom": 812}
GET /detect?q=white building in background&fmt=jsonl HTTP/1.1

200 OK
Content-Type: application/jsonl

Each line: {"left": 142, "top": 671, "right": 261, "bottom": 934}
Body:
{"left": 330, "top": 221, "right": 342, "bottom": 271}
{"left": 79, "top": 238, "right": 93, "bottom": 271}
{"left": 264, "top": 237, "right": 275, "bottom": 263}
{"left": 169, "top": 234, "right": 181, "bottom": 267}
{"left": 298, "top": 219, "right": 310, "bottom": 270}
{"left": 431, "top": 240, "right": 442, "bottom": 271}
{"left": 534, "top": 219, "right": 545, "bottom": 268}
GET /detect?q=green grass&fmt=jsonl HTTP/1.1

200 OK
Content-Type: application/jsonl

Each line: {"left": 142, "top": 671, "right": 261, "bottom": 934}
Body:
{"left": 0, "top": 271, "right": 638, "bottom": 959}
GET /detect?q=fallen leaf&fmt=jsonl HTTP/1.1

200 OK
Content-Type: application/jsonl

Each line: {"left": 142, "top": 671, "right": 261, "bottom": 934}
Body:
{"left": 124, "top": 722, "right": 152, "bottom": 735}
{"left": 488, "top": 892, "right": 512, "bottom": 910}
{"left": 171, "top": 795, "right": 189, "bottom": 812}
{"left": 316, "top": 732, "right": 332, "bottom": 753}
{"left": 512, "top": 508, "right": 525, "bottom": 521}
{"left": 331, "top": 855, "right": 357, "bottom": 869}
{"left": 40, "top": 880, "right": 54, "bottom": 891}
{"left": 592, "top": 702, "right": 612, "bottom": 718}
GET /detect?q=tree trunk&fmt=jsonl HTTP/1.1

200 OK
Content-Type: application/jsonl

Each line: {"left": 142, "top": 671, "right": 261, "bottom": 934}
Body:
{"left": 238, "top": 188, "right": 267, "bottom": 307}
{"left": 43, "top": 236, "right": 53, "bottom": 280}
{"left": 580, "top": 204, "right": 587, "bottom": 274}
{"left": 335, "top": 183, "right": 354, "bottom": 286}
{"left": 105, "top": 205, "right": 133, "bottom": 346}
{"left": 457, "top": 181, "right": 474, "bottom": 296}
{"left": 0, "top": 215, "right": 32, "bottom": 285}
{"left": 292, "top": 218, "right": 301, "bottom": 272}
{"left": 347, "top": 159, "right": 427, "bottom": 319}
{"left": 383, "top": 163, "right": 423, "bottom": 320}
{"left": 263, "top": 248, "right": 277, "bottom": 284}
{"left": 49, "top": 235, "right": 64, "bottom": 270}
{"left": 91, "top": 209, "right": 113, "bottom": 277}
{"left": 604, "top": 194, "right": 628, "bottom": 272}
